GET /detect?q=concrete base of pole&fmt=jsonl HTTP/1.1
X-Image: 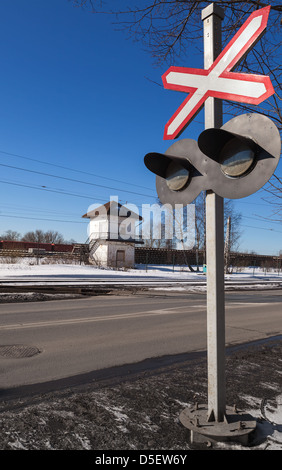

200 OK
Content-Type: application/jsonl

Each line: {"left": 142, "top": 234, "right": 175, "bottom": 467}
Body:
{"left": 179, "top": 404, "right": 257, "bottom": 446}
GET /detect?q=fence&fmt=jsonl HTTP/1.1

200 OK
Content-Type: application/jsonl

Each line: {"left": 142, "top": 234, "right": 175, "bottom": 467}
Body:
{"left": 135, "top": 247, "right": 280, "bottom": 269}
{"left": 0, "top": 242, "right": 280, "bottom": 269}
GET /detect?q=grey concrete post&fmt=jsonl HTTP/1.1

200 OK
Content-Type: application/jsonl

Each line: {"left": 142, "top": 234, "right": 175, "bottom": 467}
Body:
{"left": 201, "top": 4, "right": 226, "bottom": 423}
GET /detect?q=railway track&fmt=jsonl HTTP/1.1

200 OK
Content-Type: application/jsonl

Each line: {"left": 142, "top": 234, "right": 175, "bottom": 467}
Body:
{"left": 0, "top": 276, "right": 282, "bottom": 295}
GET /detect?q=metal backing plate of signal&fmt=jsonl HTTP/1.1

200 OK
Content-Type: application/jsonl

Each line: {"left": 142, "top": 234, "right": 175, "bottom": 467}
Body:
{"left": 154, "top": 138, "right": 209, "bottom": 206}
{"left": 144, "top": 113, "right": 281, "bottom": 205}
{"left": 211, "top": 113, "right": 281, "bottom": 199}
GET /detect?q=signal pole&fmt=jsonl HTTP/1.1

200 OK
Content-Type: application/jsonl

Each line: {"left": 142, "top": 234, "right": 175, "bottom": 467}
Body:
{"left": 202, "top": 3, "right": 226, "bottom": 423}
{"left": 145, "top": 3, "right": 280, "bottom": 444}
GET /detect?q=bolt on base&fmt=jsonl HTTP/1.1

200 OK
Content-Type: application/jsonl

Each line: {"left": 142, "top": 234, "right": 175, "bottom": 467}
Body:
{"left": 179, "top": 403, "right": 257, "bottom": 446}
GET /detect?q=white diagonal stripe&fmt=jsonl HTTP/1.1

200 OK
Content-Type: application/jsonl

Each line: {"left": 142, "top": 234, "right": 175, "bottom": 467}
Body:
{"left": 165, "top": 72, "right": 266, "bottom": 98}
{"left": 213, "top": 15, "right": 263, "bottom": 75}
{"left": 167, "top": 90, "right": 205, "bottom": 136}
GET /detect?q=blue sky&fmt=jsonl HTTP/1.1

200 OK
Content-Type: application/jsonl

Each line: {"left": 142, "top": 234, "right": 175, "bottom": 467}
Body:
{"left": 0, "top": 0, "right": 281, "bottom": 255}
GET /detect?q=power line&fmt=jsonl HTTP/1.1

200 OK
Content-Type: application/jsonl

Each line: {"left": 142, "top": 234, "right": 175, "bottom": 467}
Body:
{"left": 242, "top": 224, "right": 282, "bottom": 234}
{"left": 0, "top": 214, "right": 87, "bottom": 224}
{"left": 241, "top": 215, "right": 282, "bottom": 225}
{"left": 0, "top": 178, "right": 156, "bottom": 205}
{"left": 234, "top": 200, "right": 280, "bottom": 207}
{"left": 0, "top": 149, "right": 155, "bottom": 192}
{"left": 0, "top": 162, "right": 154, "bottom": 198}
{"left": 0, "top": 179, "right": 106, "bottom": 201}
{"left": 0, "top": 202, "right": 82, "bottom": 218}
{"left": 2, "top": 178, "right": 280, "bottom": 223}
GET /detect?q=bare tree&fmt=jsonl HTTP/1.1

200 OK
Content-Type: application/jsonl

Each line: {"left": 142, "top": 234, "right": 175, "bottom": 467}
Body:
{"left": 71, "top": 1, "right": 282, "bottom": 207}
{"left": 194, "top": 193, "right": 242, "bottom": 254}
{"left": 224, "top": 201, "right": 242, "bottom": 252}
{"left": 71, "top": 0, "right": 102, "bottom": 11}
{"left": 21, "top": 230, "right": 65, "bottom": 244}
{"left": 142, "top": 193, "right": 242, "bottom": 255}
{"left": 42, "top": 230, "right": 65, "bottom": 244}
{"left": 22, "top": 230, "right": 46, "bottom": 243}
{"left": 70, "top": 1, "right": 281, "bottom": 127}
{"left": 260, "top": 174, "right": 282, "bottom": 222}
{"left": 141, "top": 203, "right": 174, "bottom": 248}
{"left": 0, "top": 230, "right": 22, "bottom": 241}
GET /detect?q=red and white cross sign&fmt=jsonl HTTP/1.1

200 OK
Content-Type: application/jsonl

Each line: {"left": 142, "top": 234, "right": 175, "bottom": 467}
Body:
{"left": 162, "top": 6, "right": 274, "bottom": 140}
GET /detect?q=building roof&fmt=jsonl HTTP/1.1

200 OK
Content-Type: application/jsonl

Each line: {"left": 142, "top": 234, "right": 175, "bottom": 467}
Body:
{"left": 82, "top": 201, "right": 143, "bottom": 221}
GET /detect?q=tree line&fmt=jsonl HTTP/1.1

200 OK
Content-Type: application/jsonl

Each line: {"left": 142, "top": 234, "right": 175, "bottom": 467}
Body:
{"left": 0, "top": 229, "right": 75, "bottom": 244}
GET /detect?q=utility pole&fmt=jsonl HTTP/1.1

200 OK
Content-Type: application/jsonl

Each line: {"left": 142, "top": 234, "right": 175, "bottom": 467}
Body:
{"left": 224, "top": 216, "right": 231, "bottom": 274}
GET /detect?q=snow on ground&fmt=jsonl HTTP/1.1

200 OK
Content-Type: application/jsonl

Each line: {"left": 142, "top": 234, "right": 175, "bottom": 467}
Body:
{"left": 0, "top": 258, "right": 281, "bottom": 450}
{"left": 0, "top": 257, "right": 281, "bottom": 282}
{"left": 219, "top": 394, "right": 282, "bottom": 450}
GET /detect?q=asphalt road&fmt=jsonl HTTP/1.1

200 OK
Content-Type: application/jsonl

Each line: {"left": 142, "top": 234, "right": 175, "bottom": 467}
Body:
{"left": 0, "top": 289, "right": 281, "bottom": 392}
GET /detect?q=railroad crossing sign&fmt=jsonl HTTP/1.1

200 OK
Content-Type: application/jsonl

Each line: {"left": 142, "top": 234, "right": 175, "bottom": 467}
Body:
{"left": 145, "top": 4, "right": 281, "bottom": 442}
{"left": 163, "top": 6, "right": 274, "bottom": 140}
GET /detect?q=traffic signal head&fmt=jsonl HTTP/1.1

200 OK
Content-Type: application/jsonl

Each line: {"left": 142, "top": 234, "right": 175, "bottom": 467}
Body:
{"left": 144, "top": 113, "right": 281, "bottom": 204}
{"left": 144, "top": 138, "right": 209, "bottom": 205}
{"left": 198, "top": 113, "right": 281, "bottom": 199}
